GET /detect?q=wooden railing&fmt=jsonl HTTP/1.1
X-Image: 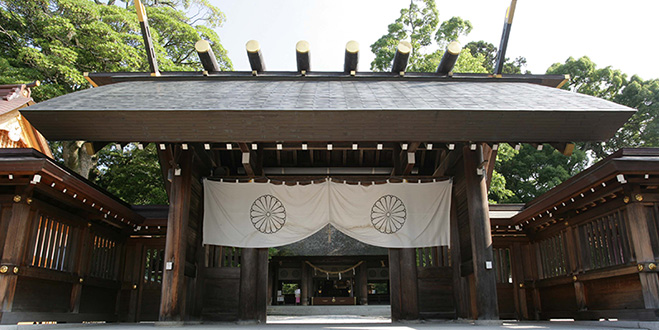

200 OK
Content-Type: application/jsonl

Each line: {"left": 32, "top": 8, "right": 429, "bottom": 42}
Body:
{"left": 205, "top": 245, "right": 241, "bottom": 268}
{"left": 493, "top": 247, "right": 512, "bottom": 284}
{"left": 537, "top": 233, "right": 568, "bottom": 279}
{"left": 415, "top": 246, "right": 450, "bottom": 267}
{"left": 29, "top": 215, "right": 71, "bottom": 272}
{"left": 90, "top": 235, "right": 118, "bottom": 280}
{"left": 577, "top": 209, "right": 632, "bottom": 271}
{"left": 143, "top": 247, "right": 164, "bottom": 284}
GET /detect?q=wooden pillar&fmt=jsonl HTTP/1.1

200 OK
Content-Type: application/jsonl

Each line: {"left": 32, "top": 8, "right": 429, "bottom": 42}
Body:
{"left": 239, "top": 248, "right": 268, "bottom": 322}
{"left": 389, "top": 248, "right": 419, "bottom": 321}
{"left": 358, "top": 263, "right": 368, "bottom": 305}
{"left": 301, "top": 262, "right": 309, "bottom": 306}
{"left": 626, "top": 197, "right": 659, "bottom": 308}
{"left": 0, "top": 187, "right": 34, "bottom": 315}
{"left": 159, "top": 150, "right": 193, "bottom": 322}
{"left": 463, "top": 145, "right": 499, "bottom": 319}
{"left": 70, "top": 225, "right": 93, "bottom": 313}
{"left": 563, "top": 226, "right": 587, "bottom": 312}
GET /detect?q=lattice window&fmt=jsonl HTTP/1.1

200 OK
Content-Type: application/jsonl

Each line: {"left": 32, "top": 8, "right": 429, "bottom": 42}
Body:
{"left": 0, "top": 134, "right": 27, "bottom": 148}
{"left": 415, "top": 246, "right": 450, "bottom": 267}
{"left": 144, "top": 248, "right": 164, "bottom": 284}
{"left": 89, "top": 235, "right": 117, "bottom": 280}
{"left": 579, "top": 210, "right": 631, "bottom": 271}
{"left": 493, "top": 248, "right": 512, "bottom": 283}
{"left": 537, "top": 234, "right": 568, "bottom": 279}
{"left": 205, "top": 245, "right": 241, "bottom": 267}
{"left": 30, "top": 215, "right": 71, "bottom": 271}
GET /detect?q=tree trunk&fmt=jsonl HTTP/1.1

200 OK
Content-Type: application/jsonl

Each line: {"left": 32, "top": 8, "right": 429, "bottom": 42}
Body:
{"left": 62, "top": 141, "right": 96, "bottom": 179}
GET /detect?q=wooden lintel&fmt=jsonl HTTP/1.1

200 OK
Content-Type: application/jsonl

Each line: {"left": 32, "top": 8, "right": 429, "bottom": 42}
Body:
{"left": 402, "top": 152, "right": 416, "bottom": 176}
{"left": 242, "top": 152, "right": 256, "bottom": 178}
{"left": 433, "top": 145, "right": 463, "bottom": 177}
{"left": 550, "top": 142, "right": 575, "bottom": 156}
{"left": 83, "top": 141, "right": 109, "bottom": 156}
{"left": 483, "top": 143, "right": 497, "bottom": 190}
{"left": 157, "top": 144, "right": 174, "bottom": 196}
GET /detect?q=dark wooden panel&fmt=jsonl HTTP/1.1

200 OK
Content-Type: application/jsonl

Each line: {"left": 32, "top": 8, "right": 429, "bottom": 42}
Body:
{"left": 584, "top": 274, "right": 644, "bottom": 310}
{"left": 417, "top": 267, "right": 454, "bottom": 317}
{"left": 79, "top": 285, "right": 117, "bottom": 314}
{"left": 539, "top": 284, "right": 576, "bottom": 312}
{"left": 202, "top": 267, "right": 240, "bottom": 321}
{"left": 497, "top": 283, "right": 515, "bottom": 318}
{"left": 139, "top": 283, "right": 162, "bottom": 321}
{"left": 12, "top": 277, "right": 71, "bottom": 313}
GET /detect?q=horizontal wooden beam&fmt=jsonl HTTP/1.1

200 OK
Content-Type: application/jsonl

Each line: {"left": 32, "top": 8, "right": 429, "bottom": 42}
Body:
{"left": 402, "top": 152, "right": 415, "bottom": 176}
{"left": 550, "top": 142, "right": 575, "bottom": 156}
{"left": 433, "top": 145, "right": 463, "bottom": 177}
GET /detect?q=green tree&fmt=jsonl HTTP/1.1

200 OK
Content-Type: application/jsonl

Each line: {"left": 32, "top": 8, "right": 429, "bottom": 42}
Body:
{"left": 94, "top": 143, "right": 168, "bottom": 205}
{"left": 464, "top": 40, "right": 527, "bottom": 74}
{"left": 547, "top": 56, "right": 659, "bottom": 158}
{"left": 369, "top": 0, "right": 484, "bottom": 73}
{"left": 0, "top": 0, "right": 231, "bottom": 173}
{"left": 492, "top": 144, "right": 588, "bottom": 203}
{"left": 1, "top": 0, "right": 232, "bottom": 204}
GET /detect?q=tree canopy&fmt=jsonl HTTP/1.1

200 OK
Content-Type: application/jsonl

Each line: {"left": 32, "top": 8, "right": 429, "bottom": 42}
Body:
{"left": 1, "top": 0, "right": 232, "bottom": 204}
{"left": 547, "top": 56, "right": 659, "bottom": 158}
{"left": 0, "top": 0, "right": 232, "bottom": 102}
{"left": 369, "top": 0, "right": 486, "bottom": 73}
{"left": 369, "top": 1, "right": 656, "bottom": 204}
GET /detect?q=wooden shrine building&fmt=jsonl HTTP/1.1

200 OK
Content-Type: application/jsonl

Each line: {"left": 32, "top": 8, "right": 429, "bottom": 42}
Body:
{"left": 0, "top": 38, "right": 643, "bottom": 324}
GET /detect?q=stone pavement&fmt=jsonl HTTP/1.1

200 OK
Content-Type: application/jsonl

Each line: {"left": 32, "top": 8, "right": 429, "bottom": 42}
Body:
{"left": 2, "top": 318, "right": 659, "bottom": 330}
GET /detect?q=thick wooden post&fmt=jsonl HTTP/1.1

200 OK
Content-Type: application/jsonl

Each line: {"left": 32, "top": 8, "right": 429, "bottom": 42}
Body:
{"left": 358, "top": 263, "right": 368, "bottom": 305}
{"left": 0, "top": 187, "right": 34, "bottom": 315}
{"left": 463, "top": 145, "right": 499, "bottom": 319}
{"left": 626, "top": 199, "right": 659, "bottom": 308}
{"left": 389, "top": 248, "right": 419, "bottom": 321}
{"left": 239, "top": 248, "right": 268, "bottom": 322}
{"left": 159, "top": 150, "right": 193, "bottom": 322}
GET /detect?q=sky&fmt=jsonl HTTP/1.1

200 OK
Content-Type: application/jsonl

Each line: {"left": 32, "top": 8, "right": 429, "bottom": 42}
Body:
{"left": 209, "top": 0, "right": 659, "bottom": 80}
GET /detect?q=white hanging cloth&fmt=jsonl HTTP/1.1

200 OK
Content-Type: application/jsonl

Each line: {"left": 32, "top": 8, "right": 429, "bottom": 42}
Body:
{"left": 203, "top": 180, "right": 330, "bottom": 248}
{"left": 327, "top": 180, "right": 451, "bottom": 248}
{"left": 202, "top": 179, "right": 452, "bottom": 248}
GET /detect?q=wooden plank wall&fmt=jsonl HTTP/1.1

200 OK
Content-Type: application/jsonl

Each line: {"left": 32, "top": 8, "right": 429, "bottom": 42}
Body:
{"left": 505, "top": 197, "right": 659, "bottom": 321}
{"left": 0, "top": 194, "right": 126, "bottom": 324}
{"left": 415, "top": 246, "right": 455, "bottom": 319}
{"left": 200, "top": 245, "right": 241, "bottom": 321}
{"left": 118, "top": 237, "right": 166, "bottom": 322}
